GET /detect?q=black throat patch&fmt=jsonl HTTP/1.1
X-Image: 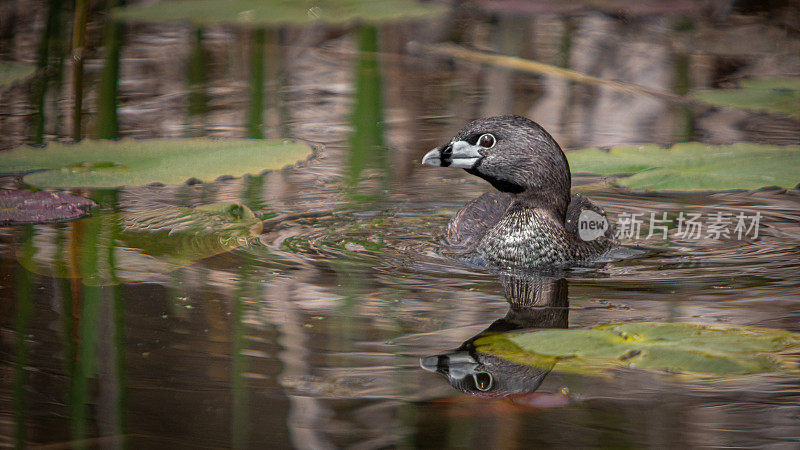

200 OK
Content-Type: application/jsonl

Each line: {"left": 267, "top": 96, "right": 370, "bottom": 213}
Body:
{"left": 466, "top": 167, "right": 525, "bottom": 194}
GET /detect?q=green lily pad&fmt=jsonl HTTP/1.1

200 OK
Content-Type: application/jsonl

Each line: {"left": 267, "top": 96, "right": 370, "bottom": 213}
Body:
{"left": 475, "top": 322, "right": 800, "bottom": 376}
{"left": 566, "top": 142, "right": 800, "bottom": 191}
{"left": 113, "top": 0, "right": 447, "bottom": 26}
{"left": 692, "top": 77, "right": 800, "bottom": 117}
{"left": 0, "top": 62, "right": 36, "bottom": 88}
{"left": 0, "top": 138, "right": 313, "bottom": 188}
{"left": 21, "top": 202, "right": 262, "bottom": 285}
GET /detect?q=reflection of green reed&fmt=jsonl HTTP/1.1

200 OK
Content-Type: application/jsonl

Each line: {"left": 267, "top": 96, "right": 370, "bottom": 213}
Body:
{"left": 30, "top": 0, "right": 67, "bottom": 143}
{"left": 97, "top": 0, "right": 123, "bottom": 139}
{"left": 269, "top": 31, "right": 291, "bottom": 139}
{"left": 71, "top": 190, "right": 125, "bottom": 446}
{"left": 54, "top": 224, "right": 77, "bottom": 383}
{"left": 72, "top": 0, "right": 89, "bottom": 140}
{"left": 186, "top": 28, "right": 209, "bottom": 136}
{"left": 347, "top": 25, "right": 387, "bottom": 200}
{"left": 241, "top": 174, "right": 266, "bottom": 212}
{"left": 247, "top": 29, "right": 266, "bottom": 139}
{"left": 249, "top": 28, "right": 285, "bottom": 139}
{"left": 14, "top": 226, "right": 35, "bottom": 448}
{"left": 673, "top": 52, "right": 694, "bottom": 141}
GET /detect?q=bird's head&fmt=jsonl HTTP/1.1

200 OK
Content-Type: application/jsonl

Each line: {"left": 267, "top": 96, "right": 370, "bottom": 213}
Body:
{"left": 422, "top": 115, "right": 571, "bottom": 210}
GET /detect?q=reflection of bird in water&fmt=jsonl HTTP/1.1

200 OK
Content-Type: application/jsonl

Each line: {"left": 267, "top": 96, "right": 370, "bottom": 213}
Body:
{"left": 421, "top": 276, "right": 568, "bottom": 398}
{"left": 422, "top": 115, "right": 614, "bottom": 269}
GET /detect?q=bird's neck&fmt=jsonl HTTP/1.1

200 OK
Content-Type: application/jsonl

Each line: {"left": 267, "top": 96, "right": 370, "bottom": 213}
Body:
{"left": 511, "top": 187, "right": 570, "bottom": 223}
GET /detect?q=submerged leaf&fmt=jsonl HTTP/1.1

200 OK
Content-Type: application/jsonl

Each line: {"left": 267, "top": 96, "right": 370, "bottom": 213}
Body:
{"left": 117, "top": 202, "right": 262, "bottom": 265}
{"left": 0, "top": 139, "right": 313, "bottom": 188}
{"left": 475, "top": 322, "right": 800, "bottom": 376}
{"left": 20, "top": 202, "right": 262, "bottom": 285}
{"left": 0, "top": 190, "right": 95, "bottom": 224}
{"left": 566, "top": 142, "right": 800, "bottom": 191}
{"left": 113, "top": 0, "right": 447, "bottom": 26}
{"left": 692, "top": 77, "right": 800, "bottom": 117}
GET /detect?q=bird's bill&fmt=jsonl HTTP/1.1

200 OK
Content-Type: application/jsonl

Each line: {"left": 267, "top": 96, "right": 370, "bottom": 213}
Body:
{"left": 420, "top": 351, "right": 479, "bottom": 379}
{"left": 421, "top": 140, "right": 483, "bottom": 169}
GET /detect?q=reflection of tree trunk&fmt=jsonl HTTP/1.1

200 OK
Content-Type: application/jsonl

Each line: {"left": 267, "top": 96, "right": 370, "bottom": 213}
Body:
{"left": 556, "top": 18, "right": 576, "bottom": 147}
{"left": 449, "top": 60, "right": 481, "bottom": 129}
{"left": 493, "top": 413, "right": 521, "bottom": 449}
{"left": 484, "top": 15, "right": 526, "bottom": 117}
{"left": 96, "top": 284, "right": 125, "bottom": 448}
{"left": 272, "top": 277, "right": 333, "bottom": 450}
{"left": 232, "top": 264, "right": 252, "bottom": 450}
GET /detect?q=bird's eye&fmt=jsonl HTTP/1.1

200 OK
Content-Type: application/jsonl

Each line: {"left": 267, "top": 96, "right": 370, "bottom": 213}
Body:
{"left": 478, "top": 133, "right": 495, "bottom": 149}
{"left": 472, "top": 372, "right": 494, "bottom": 391}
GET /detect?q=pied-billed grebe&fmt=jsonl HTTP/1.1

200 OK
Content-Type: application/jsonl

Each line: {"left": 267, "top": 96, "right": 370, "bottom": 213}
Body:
{"left": 422, "top": 115, "right": 613, "bottom": 268}
{"left": 420, "top": 276, "right": 568, "bottom": 397}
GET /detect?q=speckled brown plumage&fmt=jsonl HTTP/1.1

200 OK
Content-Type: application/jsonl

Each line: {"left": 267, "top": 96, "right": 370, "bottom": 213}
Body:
{"left": 424, "top": 115, "right": 615, "bottom": 269}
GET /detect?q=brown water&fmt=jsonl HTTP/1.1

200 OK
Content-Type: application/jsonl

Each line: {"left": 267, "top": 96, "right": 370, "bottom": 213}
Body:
{"left": 2, "top": 2, "right": 800, "bottom": 448}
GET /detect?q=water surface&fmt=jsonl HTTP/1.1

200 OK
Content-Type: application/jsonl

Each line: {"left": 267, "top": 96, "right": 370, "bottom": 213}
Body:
{"left": 1, "top": 2, "right": 800, "bottom": 448}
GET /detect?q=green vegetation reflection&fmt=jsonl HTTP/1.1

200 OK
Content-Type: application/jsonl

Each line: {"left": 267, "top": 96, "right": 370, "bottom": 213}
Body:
{"left": 19, "top": 202, "right": 262, "bottom": 285}
{"left": 692, "top": 77, "right": 800, "bottom": 118}
{"left": 0, "top": 62, "right": 36, "bottom": 89}
{"left": 566, "top": 142, "right": 800, "bottom": 191}
{"left": 475, "top": 322, "right": 800, "bottom": 376}
{"left": 0, "top": 139, "right": 312, "bottom": 188}
{"left": 113, "top": 0, "right": 446, "bottom": 26}
{"left": 347, "top": 25, "right": 388, "bottom": 201}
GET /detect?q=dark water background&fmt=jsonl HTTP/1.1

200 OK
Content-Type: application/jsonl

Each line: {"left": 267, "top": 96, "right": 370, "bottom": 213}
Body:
{"left": 1, "top": 0, "right": 800, "bottom": 448}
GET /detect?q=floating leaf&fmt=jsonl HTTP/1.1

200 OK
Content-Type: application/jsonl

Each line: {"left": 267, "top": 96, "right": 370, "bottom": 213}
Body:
{"left": 692, "top": 77, "right": 800, "bottom": 117}
{"left": 566, "top": 142, "right": 800, "bottom": 191}
{"left": 117, "top": 202, "right": 263, "bottom": 266}
{"left": 113, "top": 0, "right": 447, "bottom": 26}
{"left": 0, "top": 139, "right": 313, "bottom": 188}
{"left": 20, "top": 202, "right": 262, "bottom": 285}
{"left": 0, "top": 62, "right": 36, "bottom": 88}
{"left": 475, "top": 322, "right": 800, "bottom": 376}
{"left": 0, "top": 190, "right": 95, "bottom": 224}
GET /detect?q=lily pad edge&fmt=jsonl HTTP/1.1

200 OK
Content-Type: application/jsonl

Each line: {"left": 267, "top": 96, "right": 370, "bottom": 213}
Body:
{"left": 566, "top": 141, "right": 800, "bottom": 193}
{"left": 0, "top": 137, "right": 321, "bottom": 188}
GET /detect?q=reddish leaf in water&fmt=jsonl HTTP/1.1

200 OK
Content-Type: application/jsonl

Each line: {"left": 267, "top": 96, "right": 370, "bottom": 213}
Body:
{"left": 0, "top": 190, "right": 95, "bottom": 225}
{"left": 431, "top": 391, "right": 571, "bottom": 417}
